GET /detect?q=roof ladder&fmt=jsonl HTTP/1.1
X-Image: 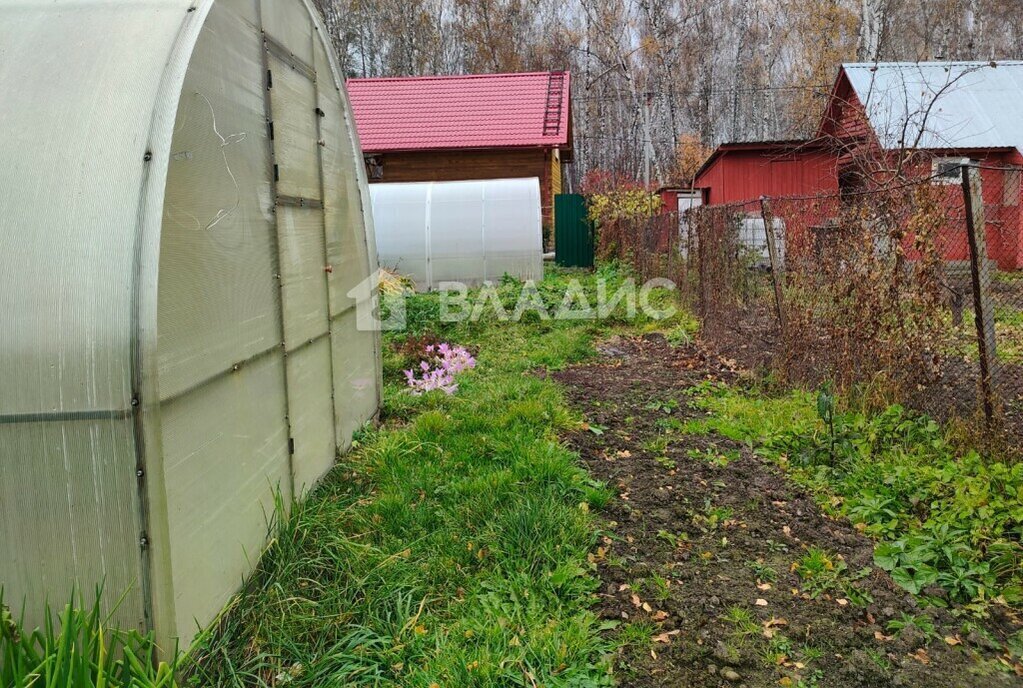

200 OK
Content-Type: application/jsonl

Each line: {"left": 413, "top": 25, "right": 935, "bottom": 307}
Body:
{"left": 543, "top": 71, "right": 566, "bottom": 137}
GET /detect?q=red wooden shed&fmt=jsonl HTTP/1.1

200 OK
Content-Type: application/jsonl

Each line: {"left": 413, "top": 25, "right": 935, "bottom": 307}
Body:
{"left": 693, "top": 62, "right": 1023, "bottom": 270}
{"left": 693, "top": 141, "right": 838, "bottom": 206}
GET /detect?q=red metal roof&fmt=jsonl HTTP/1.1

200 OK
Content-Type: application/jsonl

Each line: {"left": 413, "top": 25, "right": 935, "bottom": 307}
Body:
{"left": 346, "top": 71, "right": 571, "bottom": 153}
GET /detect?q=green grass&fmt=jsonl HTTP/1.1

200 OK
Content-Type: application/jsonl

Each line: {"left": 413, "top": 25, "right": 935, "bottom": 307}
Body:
{"left": 939, "top": 304, "right": 1023, "bottom": 365}
{"left": 994, "top": 306, "right": 1023, "bottom": 364}
{"left": 180, "top": 266, "right": 688, "bottom": 686}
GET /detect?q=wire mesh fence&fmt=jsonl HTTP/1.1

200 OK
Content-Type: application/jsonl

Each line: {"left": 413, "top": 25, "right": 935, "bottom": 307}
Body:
{"left": 596, "top": 163, "right": 1023, "bottom": 451}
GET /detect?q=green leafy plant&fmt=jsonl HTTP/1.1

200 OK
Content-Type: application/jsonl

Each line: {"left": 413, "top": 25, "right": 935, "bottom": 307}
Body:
{"left": 644, "top": 399, "right": 679, "bottom": 414}
{"left": 689, "top": 384, "right": 1023, "bottom": 610}
{"left": 747, "top": 560, "right": 778, "bottom": 583}
{"left": 793, "top": 548, "right": 873, "bottom": 605}
{"left": 722, "top": 606, "right": 759, "bottom": 640}
{"left": 686, "top": 447, "right": 733, "bottom": 467}
{"left": 886, "top": 613, "right": 937, "bottom": 640}
{"left": 654, "top": 455, "right": 677, "bottom": 470}
{"left": 0, "top": 589, "right": 180, "bottom": 688}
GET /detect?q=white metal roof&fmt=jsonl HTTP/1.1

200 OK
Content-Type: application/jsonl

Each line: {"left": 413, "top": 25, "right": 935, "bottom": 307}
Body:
{"left": 842, "top": 61, "right": 1023, "bottom": 152}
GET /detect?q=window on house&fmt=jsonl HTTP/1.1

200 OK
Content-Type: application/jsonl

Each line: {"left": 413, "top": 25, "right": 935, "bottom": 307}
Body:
{"left": 838, "top": 167, "right": 865, "bottom": 202}
{"left": 931, "top": 157, "right": 972, "bottom": 185}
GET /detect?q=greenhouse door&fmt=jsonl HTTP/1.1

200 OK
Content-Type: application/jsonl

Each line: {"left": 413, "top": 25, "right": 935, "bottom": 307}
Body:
{"left": 264, "top": 36, "right": 337, "bottom": 495}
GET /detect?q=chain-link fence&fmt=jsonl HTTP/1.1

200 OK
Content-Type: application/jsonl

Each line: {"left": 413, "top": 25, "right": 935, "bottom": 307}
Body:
{"left": 597, "top": 164, "right": 1023, "bottom": 450}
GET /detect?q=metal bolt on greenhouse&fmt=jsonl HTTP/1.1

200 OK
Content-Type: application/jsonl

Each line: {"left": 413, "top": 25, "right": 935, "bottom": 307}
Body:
{"left": 0, "top": 0, "right": 383, "bottom": 653}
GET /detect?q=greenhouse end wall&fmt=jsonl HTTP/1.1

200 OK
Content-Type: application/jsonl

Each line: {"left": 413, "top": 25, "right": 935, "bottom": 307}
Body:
{"left": 371, "top": 178, "right": 544, "bottom": 291}
{"left": 0, "top": 0, "right": 382, "bottom": 653}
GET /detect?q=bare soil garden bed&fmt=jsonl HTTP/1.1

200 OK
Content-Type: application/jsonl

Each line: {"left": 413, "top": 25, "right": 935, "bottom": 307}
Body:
{"left": 553, "top": 334, "right": 1022, "bottom": 688}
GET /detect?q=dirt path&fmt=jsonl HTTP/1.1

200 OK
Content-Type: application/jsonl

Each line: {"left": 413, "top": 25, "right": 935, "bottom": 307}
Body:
{"left": 553, "top": 335, "right": 1021, "bottom": 688}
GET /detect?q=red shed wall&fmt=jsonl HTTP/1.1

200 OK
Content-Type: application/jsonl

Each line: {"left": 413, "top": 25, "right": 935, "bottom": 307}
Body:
{"left": 895, "top": 149, "right": 1022, "bottom": 270}
{"left": 819, "top": 76, "right": 872, "bottom": 144}
{"left": 696, "top": 149, "right": 838, "bottom": 206}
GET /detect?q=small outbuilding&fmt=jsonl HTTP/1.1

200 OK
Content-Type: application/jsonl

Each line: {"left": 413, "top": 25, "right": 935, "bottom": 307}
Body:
{"left": 0, "top": 0, "right": 381, "bottom": 652}
{"left": 820, "top": 61, "right": 1023, "bottom": 270}
{"left": 347, "top": 71, "right": 573, "bottom": 234}
{"left": 692, "top": 140, "right": 838, "bottom": 206}
{"left": 694, "top": 62, "right": 1023, "bottom": 270}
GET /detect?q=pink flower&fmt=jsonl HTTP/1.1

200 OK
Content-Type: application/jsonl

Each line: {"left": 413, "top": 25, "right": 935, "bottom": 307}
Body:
{"left": 404, "top": 342, "right": 476, "bottom": 396}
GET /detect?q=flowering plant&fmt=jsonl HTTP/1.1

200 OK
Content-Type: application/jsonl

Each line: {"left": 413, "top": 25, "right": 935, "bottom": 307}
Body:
{"left": 404, "top": 343, "right": 476, "bottom": 395}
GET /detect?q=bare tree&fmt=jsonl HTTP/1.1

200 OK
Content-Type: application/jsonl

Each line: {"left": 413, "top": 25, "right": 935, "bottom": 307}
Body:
{"left": 310, "top": 0, "right": 1022, "bottom": 186}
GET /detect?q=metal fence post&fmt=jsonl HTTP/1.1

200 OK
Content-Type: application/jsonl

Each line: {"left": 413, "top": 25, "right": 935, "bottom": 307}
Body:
{"left": 760, "top": 197, "right": 787, "bottom": 339}
{"left": 961, "top": 164, "right": 998, "bottom": 425}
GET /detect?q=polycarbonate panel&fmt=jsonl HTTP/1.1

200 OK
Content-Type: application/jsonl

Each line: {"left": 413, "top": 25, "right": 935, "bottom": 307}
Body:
{"left": 261, "top": 0, "right": 315, "bottom": 67}
{"left": 159, "top": 2, "right": 279, "bottom": 400}
{"left": 161, "top": 350, "right": 290, "bottom": 636}
{"left": 313, "top": 34, "right": 382, "bottom": 449}
{"left": 315, "top": 43, "right": 371, "bottom": 316}
{"left": 269, "top": 53, "right": 321, "bottom": 202}
{"left": 331, "top": 309, "right": 381, "bottom": 448}
{"left": 0, "top": 0, "right": 200, "bottom": 639}
{"left": 372, "top": 184, "right": 431, "bottom": 286}
{"left": 370, "top": 179, "right": 544, "bottom": 290}
{"left": 0, "top": 420, "right": 146, "bottom": 631}
{"left": 431, "top": 183, "right": 486, "bottom": 285}
{"left": 0, "top": 2, "right": 189, "bottom": 414}
{"left": 324, "top": 195, "right": 363, "bottom": 313}
{"left": 286, "top": 338, "right": 336, "bottom": 494}
{"left": 483, "top": 179, "right": 544, "bottom": 281}
{"left": 277, "top": 205, "right": 330, "bottom": 348}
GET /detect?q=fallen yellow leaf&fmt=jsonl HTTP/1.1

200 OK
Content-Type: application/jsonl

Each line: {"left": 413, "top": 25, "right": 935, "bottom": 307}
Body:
{"left": 762, "top": 617, "right": 788, "bottom": 638}
{"left": 652, "top": 630, "right": 681, "bottom": 644}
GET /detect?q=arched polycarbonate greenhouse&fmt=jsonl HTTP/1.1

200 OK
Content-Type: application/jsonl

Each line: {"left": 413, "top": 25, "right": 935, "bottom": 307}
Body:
{"left": 371, "top": 178, "right": 545, "bottom": 291}
{"left": 0, "top": 0, "right": 382, "bottom": 650}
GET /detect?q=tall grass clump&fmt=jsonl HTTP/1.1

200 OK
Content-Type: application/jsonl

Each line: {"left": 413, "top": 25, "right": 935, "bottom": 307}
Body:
{"left": 1, "top": 589, "right": 180, "bottom": 688}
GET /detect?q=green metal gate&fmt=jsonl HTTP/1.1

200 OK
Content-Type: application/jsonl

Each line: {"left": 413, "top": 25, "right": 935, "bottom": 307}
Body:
{"left": 554, "top": 194, "right": 594, "bottom": 268}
